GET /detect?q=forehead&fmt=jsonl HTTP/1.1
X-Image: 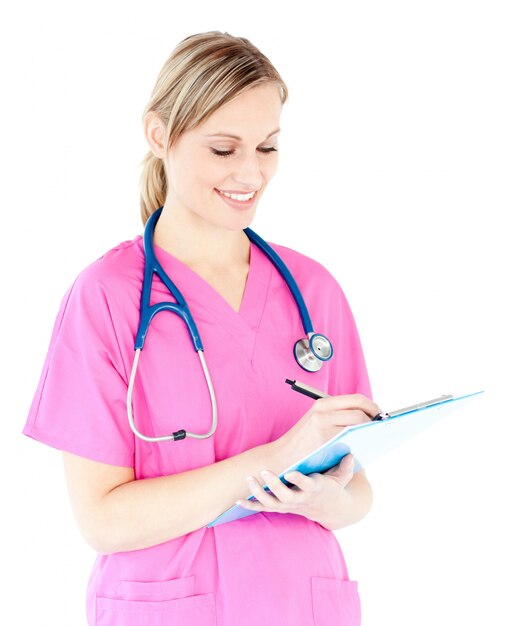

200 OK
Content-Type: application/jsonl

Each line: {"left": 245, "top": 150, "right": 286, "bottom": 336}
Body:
{"left": 197, "top": 83, "right": 283, "bottom": 138}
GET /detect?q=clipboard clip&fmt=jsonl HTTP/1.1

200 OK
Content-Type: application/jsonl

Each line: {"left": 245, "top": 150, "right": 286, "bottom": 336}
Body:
{"left": 387, "top": 394, "right": 454, "bottom": 418}
{"left": 285, "top": 379, "right": 454, "bottom": 422}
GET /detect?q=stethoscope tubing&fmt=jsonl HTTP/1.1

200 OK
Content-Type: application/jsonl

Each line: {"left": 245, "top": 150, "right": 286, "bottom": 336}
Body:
{"left": 127, "top": 347, "right": 217, "bottom": 442}
{"left": 243, "top": 227, "right": 313, "bottom": 335}
{"left": 127, "top": 206, "right": 334, "bottom": 443}
{"left": 135, "top": 207, "right": 203, "bottom": 351}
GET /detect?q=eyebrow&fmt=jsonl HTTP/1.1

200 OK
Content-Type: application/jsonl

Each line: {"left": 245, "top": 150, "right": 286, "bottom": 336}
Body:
{"left": 204, "top": 128, "right": 281, "bottom": 140}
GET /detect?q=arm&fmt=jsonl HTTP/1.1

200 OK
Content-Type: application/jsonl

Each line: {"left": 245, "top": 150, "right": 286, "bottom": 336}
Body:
{"left": 63, "top": 438, "right": 287, "bottom": 554}
{"left": 64, "top": 394, "right": 380, "bottom": 554}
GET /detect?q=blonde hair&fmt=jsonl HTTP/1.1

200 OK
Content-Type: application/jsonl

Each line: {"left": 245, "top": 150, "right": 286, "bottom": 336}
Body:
{"left": 139, "top": 31, "right": 289, "bottom": 225}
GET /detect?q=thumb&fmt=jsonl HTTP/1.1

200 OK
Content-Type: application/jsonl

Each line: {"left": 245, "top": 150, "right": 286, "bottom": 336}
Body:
{"left": 324, "top": 453, "right": 355, "bottom": 484}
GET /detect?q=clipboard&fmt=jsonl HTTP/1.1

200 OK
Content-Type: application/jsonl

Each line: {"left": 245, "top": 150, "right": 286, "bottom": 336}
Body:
{"left": 207, "top": 390, "right": 484, "bottom": 528}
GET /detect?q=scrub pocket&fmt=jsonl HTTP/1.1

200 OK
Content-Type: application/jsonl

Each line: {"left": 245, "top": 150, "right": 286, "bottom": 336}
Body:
{"left": 96, "top": 576, "right": 216, "bottom": 626}
{"left": 311, "top": 577, "right": 361, "bottom": 626}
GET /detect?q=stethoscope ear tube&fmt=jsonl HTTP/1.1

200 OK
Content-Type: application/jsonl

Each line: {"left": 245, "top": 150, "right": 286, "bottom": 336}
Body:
{"left": 244, "top": 227, "right": 315, "bottom": 335}
{"left": 135, "top": 208, "right": 204, "bottom": 352}
{"left": 244, "top": 227, "right": 334, "bottom": 374}
{"left": 129, "top": 208, "right": 336, "bottom": 442}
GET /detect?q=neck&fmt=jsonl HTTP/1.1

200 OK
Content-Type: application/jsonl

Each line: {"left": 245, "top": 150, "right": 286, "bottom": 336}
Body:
{"left": 152, "top": 204, "right": 251, "bottom": 270}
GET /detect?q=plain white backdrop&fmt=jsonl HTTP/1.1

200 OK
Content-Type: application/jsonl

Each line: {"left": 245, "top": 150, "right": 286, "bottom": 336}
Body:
{"left": 1, "top": 1, "right": 517, "bottom": 625}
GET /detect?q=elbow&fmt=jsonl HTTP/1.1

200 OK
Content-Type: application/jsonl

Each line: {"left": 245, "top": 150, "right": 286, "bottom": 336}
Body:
{"left": 74, "top": 509, "right": 128, "bottom": 555}
{"left": 79, "top": 522, "right": 118, "bottom": 555}
{"left": 82, "top": 529, "right": 132, "bottom": 555}
{"left": 77, "top": 512, "right": 161, "bottom": 554}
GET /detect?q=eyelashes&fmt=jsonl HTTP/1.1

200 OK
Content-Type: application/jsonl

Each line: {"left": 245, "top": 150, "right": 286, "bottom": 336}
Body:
{"left": 211, "top": 147, "right": 278, "bottom": 158}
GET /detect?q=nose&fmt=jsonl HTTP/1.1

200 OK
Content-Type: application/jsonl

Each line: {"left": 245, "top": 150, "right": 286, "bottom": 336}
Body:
{"left": 232, "top": 151, "right": 264, "bottom": 190}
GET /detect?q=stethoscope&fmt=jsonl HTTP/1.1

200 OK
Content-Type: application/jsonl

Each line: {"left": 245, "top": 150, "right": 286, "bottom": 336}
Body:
{"left": 127, "top": 206, "right": 334, "bottom": 443}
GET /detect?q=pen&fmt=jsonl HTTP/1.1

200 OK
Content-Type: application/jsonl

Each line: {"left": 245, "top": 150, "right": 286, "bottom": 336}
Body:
{"left": 285, "top": 379, "right": 390, "bottom": 421}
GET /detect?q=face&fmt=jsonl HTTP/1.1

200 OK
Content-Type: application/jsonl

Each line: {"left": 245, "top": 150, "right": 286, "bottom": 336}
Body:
{"left": 147, "top": 82, "right": 283, "bottom": 231}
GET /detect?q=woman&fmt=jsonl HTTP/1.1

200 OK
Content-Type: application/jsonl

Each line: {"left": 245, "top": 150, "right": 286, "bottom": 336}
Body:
{"left": 23, "top": 31, "right": 381, "bottom": 626}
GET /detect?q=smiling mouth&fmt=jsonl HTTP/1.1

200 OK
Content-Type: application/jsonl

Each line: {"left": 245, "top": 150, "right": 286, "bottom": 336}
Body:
{"left": 215, "top": 188, "right": 258, "bottom": 202}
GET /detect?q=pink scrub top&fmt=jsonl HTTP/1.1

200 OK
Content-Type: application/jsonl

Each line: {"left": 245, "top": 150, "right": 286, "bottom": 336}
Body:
{"left": 23, "top": 234, "right": 372, "bottom": 626}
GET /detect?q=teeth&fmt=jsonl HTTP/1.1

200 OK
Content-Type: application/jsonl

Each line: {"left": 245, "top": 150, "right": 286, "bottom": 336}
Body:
{"left": 218, "top": 189, "right": 256, "bottom": 201}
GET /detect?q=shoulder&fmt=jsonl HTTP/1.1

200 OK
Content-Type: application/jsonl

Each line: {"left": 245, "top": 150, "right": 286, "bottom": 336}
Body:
{"left": 53, "top": 237, "right": 144, "bottom": 335}
{"left": 266, "top": 240, "right": 342, "bottom": 297}
{"left": 69, "top": 236, "right": 144, "bottom": 301}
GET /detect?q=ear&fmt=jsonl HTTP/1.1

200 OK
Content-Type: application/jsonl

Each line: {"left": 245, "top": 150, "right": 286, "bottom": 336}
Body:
{"left": 143, "top": 111, "right": 167, "bottom": 159}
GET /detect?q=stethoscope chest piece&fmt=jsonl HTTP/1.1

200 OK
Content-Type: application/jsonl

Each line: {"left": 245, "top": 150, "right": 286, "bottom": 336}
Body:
{"left": 294, "top": 333, "right": 334, "bottom": 372}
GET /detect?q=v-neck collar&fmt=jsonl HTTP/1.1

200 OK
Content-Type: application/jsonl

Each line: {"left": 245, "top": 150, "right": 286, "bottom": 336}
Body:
{"left": 136, "top": 236, "right": 273, "bottom": 361}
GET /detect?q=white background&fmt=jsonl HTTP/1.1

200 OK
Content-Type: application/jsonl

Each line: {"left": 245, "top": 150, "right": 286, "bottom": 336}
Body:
{"left": 1, "top": 1, "right": 518, "bottom": 625}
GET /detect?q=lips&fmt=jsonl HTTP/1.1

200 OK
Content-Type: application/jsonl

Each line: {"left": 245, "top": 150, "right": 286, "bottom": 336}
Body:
{"left": 214, "top": 188, "right": 258, "bottom": 209}
{"left": 216, "top": 188, "right": 258, "bottom": 200}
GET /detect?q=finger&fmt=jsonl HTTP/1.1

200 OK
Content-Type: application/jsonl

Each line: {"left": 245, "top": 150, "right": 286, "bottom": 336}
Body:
{"left": 340, "top": 453, "right": 355, "bottom": 470}
{"left": 245, "top": 475, "right": 279, "bottom": 508}
{"left": 314, "top": 393, "right": 382, "bottom": 419}
{"left": 284, "top": 470, "right": 318, "bottom": 492}
{"left": 323, "top": 454, "right": 355, "bottom": 481}
{"left": 317, "top": 408, "right": 373, "bottom": 428}
{"left": 260, "top": 470, "right": 297, "bottom": 502}
{"left": 235, "top": 496, "right": 265, "bottom": 511}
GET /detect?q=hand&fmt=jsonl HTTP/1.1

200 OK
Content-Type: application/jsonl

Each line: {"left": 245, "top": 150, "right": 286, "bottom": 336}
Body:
{"left": 235, "top": 453, "right": 356, "bottom": 523}
{"left": 274, "top": 394, "right": 381, "bottom": 468}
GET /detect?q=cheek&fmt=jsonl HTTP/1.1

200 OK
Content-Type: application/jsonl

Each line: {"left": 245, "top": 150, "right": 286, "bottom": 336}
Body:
{"left": 168, "top": 161, "right": 193, "bottom": 194}
{"left": 264, "top": 156, "right": 279, "bottom": 182}
{"left": 201, "top": 158, "right": 229, "bottom": 189}
{"left": 170, "top": 150, "right": 220, "bottom": 192}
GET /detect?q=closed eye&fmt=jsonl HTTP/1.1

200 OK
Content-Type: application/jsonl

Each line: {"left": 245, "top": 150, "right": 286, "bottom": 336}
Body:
{"left": 211, "top": 147, "right": 278, "bottom": 158}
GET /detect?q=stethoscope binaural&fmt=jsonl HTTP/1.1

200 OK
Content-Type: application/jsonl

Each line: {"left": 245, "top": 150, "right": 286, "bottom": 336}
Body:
{"left": 127, "top": 206, "right": 334, "bottom": 443}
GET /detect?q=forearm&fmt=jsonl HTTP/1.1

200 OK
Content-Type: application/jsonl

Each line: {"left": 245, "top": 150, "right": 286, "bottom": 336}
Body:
{"left": 316, "top": 470, "right": 373, "bottom": 531}
{"left": 95, "top": 440, "right": 285, "bottom": 553}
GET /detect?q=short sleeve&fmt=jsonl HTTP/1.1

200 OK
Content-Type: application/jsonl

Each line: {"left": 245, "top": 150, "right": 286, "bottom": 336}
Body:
{"left": 22, "top": 266, "right": 135, "bottom": 467}
{"left": 327, "top": 276, "right": 373, "bottom": 401}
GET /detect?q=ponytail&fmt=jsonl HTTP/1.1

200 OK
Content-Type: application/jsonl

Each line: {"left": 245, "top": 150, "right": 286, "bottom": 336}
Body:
{"left": 139, "top": 150, "right": 167, "bottom": 225}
